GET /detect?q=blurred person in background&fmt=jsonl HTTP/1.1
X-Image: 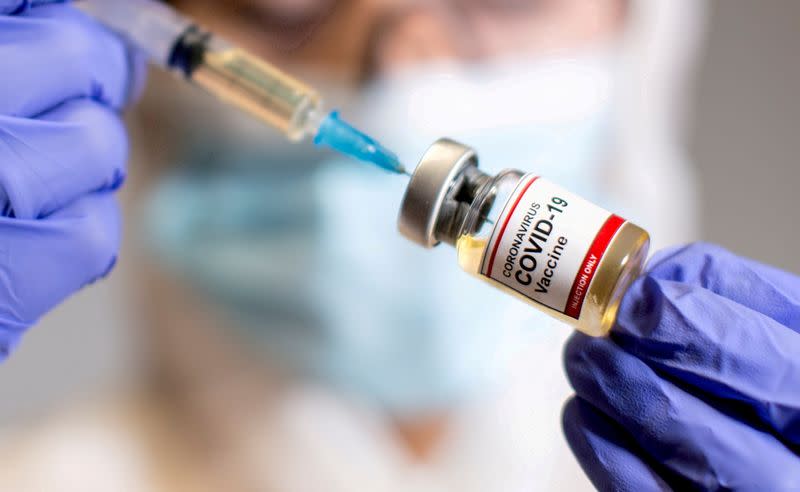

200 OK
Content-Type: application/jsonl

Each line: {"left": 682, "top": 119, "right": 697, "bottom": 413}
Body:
{"left": 0, "top": 0, "right": 705, "bottom": 490}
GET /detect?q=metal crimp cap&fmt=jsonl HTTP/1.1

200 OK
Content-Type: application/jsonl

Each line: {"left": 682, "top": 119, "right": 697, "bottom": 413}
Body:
{"left": 398, "top": 138, "right": 478, "bottom": 248}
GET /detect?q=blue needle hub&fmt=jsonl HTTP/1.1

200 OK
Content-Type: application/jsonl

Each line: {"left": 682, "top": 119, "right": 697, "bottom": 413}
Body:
{"left": 314, "top": 111, "right": 406, "bottom": 174}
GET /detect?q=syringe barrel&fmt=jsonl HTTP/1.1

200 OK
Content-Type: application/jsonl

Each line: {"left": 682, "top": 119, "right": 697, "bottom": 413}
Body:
{"left": 190, "top": 38, "right": 324, "bottom": 141}
{"left": 79, "top": 0, "right": 192, "bottom": 68}
{"left": 81, "top": 0, "right": 324, "bottom": 142}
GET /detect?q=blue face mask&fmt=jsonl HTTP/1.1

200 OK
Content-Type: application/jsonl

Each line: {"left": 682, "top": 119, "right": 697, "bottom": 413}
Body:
{"left": 365, "top": 52, "right": 619, "bottom": 194}
{"left": 144, "top": 51, "right": 617, "bottom": 417}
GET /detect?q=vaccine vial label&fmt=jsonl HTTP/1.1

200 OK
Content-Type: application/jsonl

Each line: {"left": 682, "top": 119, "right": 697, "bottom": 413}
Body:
{"left": 480, "top": 175, "right": 625, "bottom": 319}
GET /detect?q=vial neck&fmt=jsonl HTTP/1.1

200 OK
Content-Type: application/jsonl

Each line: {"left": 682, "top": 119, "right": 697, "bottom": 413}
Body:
{"left": 434, "top": 167, "right": 492, "bottom": 247}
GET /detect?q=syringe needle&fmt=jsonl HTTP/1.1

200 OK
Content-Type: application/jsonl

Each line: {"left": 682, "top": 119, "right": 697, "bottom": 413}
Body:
{"left": 314, "top": 112, "right": 406, "bottom": 175}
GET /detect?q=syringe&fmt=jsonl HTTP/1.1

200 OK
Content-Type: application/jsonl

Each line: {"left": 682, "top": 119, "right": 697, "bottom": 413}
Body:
{"left": 79, "top": 0, "right": 406, "bottom": 175}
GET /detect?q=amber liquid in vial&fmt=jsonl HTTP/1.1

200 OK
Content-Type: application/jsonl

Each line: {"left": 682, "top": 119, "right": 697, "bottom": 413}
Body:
{"left": 457, "top": 223, "right": 649, "bottom": 336}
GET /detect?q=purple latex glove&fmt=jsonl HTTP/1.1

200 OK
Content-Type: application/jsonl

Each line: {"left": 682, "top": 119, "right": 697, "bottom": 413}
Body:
{"left": 563, "top": 242, "right": 800, "bottom": 491}
{"left": 0, "top": 0, "right": 145, "bottom": 359}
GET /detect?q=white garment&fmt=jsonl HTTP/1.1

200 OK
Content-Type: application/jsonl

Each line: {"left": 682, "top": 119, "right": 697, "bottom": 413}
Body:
{"left": 0, "top": 330, "right": 590, "bottom": 492}
{"left": 254, "top": 328, "right": 590, "bottom": 492}
{"left": 0, "top": 407, "right": 153, "bottom": 492}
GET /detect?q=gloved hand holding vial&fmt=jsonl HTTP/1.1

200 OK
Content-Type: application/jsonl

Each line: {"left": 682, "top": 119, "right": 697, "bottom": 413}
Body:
{"left": 562, "top": 243, "right": 800, "bottom": 491}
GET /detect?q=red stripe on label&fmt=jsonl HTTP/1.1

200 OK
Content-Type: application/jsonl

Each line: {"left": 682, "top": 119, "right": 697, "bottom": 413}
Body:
{"left": 564, "top": 215, "right": 625, "bottom": 319}
{"left": 486, "top": 176, "right": 540, "bottom": 277}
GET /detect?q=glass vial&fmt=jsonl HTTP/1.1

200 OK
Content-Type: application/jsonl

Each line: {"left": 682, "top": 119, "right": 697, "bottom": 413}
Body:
{"left": 398, "top": 139, "right": 650, "bottom": 336}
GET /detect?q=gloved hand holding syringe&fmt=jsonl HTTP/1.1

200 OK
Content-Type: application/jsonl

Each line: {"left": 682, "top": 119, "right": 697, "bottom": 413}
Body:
{"left": 79, "top": 0, "right": 407, "bottom": 175}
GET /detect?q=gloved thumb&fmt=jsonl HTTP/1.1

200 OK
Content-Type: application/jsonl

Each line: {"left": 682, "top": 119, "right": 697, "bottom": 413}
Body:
{"left": 0, "top": 0, "right": 67, "bottom": 15}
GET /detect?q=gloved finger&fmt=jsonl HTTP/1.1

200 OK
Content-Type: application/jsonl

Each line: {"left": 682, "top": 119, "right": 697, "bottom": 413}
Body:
{"left": 0, "top": 4, "right": 146, "bottom": 116}
{"left": 614, "top": 275, "right": 800, "bottom": 447}
{"left": 562, "top": 397, "right": 676, "bottom": 492}
{"left": 564, "top": 333, "right": 800, "bottom": 490}
{"left": 0, "top": 0, "right": 65, "bottom": 15}
{"left": 0, "top": 98, "right": 127, "bottom": 219}
{"left": 646, "top": 242, "right": 800, "bottom": 333}
{"left": 0, "top": 191, "right": 120, "bottom": 359}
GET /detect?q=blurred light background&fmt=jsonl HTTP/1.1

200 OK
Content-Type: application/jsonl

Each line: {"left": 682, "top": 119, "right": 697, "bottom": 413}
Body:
{"left": 690, "top": 0, "right": 800, "bottom": 273}
{"left": 1, "top": 0, "right": 798, "bottom": 440}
